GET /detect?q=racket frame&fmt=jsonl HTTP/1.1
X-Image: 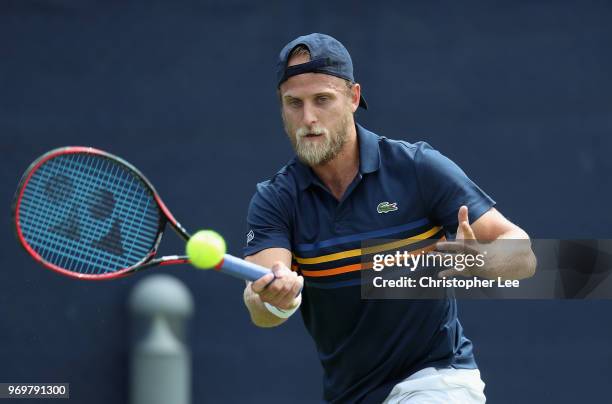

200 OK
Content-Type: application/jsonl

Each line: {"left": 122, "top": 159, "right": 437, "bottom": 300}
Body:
{"left": 13, "top": 146, "right": 191, "bottom": 280}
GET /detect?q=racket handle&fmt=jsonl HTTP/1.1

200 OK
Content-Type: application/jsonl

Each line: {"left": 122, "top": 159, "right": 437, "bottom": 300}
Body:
{"left": 216, "top": 254, "right": 271, "bottom": 281}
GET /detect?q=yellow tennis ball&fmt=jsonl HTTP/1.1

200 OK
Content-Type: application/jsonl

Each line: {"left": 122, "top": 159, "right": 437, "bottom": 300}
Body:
{"left": 186, "top": 230, "right": 226, "bottom": 269}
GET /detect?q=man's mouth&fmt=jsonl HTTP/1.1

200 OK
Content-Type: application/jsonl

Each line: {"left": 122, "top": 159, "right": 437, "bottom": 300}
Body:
{"left": 304, "top": 133, "right": 323, "bottom": 138}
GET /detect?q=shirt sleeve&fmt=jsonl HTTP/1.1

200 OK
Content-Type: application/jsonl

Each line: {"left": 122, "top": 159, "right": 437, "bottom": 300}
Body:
{"left": 414, "top": 142, "right": 496, "bottom": 235}
{"left": 243, "top": 182, "right": 292, "bottom": 257}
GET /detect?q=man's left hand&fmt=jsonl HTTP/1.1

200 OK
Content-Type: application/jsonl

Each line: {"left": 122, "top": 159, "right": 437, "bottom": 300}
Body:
{"left": 434, "top": 205, "right": 492, "bottom": 279}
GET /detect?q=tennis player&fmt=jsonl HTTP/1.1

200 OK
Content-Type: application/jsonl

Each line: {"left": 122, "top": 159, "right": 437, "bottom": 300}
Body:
{"left": 242, "top": 33, "right": 536, "bottom": 403}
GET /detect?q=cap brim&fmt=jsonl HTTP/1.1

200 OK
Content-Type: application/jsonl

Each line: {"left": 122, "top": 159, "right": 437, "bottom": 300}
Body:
{"left": 359, "top": 95, "right": 368, "bottom": 110}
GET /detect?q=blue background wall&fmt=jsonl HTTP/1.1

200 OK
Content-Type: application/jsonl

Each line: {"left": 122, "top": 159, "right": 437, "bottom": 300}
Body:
{"left": 1, "top": 1, "right": 611, "bottom": 402}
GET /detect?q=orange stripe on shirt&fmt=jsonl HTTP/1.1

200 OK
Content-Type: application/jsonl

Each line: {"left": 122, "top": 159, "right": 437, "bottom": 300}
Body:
{"left": 299, "top": 240, "right": 442, "bottom": 277}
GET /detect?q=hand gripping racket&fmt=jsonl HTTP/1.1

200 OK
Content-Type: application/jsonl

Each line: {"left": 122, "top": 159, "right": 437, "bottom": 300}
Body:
{"left": 13, "top": 146, "right": 270, "bottom": 281}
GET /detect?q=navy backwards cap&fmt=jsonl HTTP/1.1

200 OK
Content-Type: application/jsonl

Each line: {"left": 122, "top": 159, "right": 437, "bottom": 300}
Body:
{"left": 276, "top": 33, "right": 368, "bottom": 110}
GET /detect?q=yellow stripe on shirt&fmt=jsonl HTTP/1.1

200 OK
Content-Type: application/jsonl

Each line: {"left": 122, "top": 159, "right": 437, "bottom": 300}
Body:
{"left": 293, "top": 226, "right": 442, "bottom": 265}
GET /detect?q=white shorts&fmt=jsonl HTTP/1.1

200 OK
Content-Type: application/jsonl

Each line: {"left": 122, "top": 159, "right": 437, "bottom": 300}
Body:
{"left": 382, "top": 367, "right": 486, "bottom": 403}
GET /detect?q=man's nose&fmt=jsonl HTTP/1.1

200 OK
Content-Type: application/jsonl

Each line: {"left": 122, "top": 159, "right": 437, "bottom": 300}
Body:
{"left": 302, "top": 102, "right": 317, "bottom": 126}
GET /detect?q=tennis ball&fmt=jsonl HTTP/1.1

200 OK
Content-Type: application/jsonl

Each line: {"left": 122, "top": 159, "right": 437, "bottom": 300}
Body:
{"left": 186, "top": 230, "right": 226, "bottom": 269}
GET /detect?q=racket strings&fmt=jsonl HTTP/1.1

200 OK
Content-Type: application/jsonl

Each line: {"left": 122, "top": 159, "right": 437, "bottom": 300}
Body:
{"left": 21, "top": 155, "right": 154, "bottom": 272}
{"left": 18, "top": 153, "right": 161, "bottom": 274}
{"left": 21, "top": 156, "right": 129, "bottom": 272}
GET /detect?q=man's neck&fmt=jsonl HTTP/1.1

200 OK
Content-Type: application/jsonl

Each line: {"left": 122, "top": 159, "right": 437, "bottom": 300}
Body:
{"left": 311, "top": 126, "right": 359, "bottom": 201}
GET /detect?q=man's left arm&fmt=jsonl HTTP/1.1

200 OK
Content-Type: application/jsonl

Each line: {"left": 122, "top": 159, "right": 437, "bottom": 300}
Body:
{"left": 436, "top": 205, "right": 537, "bottom": 280}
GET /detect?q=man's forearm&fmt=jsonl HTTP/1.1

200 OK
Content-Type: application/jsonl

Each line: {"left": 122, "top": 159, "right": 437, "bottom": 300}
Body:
{"left": 243, "top": 283, "right": 288, "bottom": 328}
{"left": 485, "top": 229, "right": 537, "bottom": 280}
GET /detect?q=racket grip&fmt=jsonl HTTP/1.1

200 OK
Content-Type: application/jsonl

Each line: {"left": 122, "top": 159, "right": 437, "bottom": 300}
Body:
{"left": 216, "top": 254, "right": 271, "bottom": 281}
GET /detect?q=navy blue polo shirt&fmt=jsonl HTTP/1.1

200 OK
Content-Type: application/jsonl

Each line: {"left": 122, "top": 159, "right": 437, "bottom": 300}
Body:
{"left": 244, "top": 124, "right": 495, "bottom": 403}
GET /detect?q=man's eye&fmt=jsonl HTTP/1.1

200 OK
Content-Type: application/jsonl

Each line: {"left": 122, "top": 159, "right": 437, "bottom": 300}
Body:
{"left": 317, "top": 96, "right": 329, "bottom": 103}
{"left": 288, "top": 99, "right": 302, "bottom": 107}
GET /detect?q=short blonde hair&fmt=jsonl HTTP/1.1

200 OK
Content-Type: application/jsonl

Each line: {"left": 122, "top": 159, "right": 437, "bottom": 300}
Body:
{"left": 288, "top": 45, "right": 311, "bottom": 60}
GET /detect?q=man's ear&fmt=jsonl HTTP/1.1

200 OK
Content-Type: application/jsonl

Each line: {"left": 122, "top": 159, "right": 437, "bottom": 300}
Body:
{"left": 352, "top": 83, "right": 361, "bottom": 112}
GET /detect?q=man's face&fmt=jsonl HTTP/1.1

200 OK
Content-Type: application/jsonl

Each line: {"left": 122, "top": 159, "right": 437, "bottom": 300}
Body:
{"left": 280, "top": 54, "right": 359, "bottom": 166}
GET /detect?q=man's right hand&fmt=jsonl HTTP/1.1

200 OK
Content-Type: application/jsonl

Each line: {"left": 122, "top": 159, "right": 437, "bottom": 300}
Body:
{"left": 250, "top": 261, "right": 303, "bottom": 310}
{"left": 243, "top": 247, "right": 297, "bottom": 327}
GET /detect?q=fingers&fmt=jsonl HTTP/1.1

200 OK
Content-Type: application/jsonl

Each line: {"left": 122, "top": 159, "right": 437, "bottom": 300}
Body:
{"left": 459, "top": 220, "right": 476, "bottom": 240}
{"left": 427, "top": 251, "right": 473, "bottom": 278}
{"left": 435, "top": 241, "right": 478, "bottom": 255}
{"left": 456, "top": 205, "right": 476, "bottom": 240}
{"left": 458, "top": 205, "right": 469, "bottom": 224}
{"left": 250, "top": 272, "right": 275, "bottom": 294}
{"left": 273, "top": 272, "right": 303, "bottom": 307}
{"left": 250, "top": 261, "right": 303, "bottom": 310}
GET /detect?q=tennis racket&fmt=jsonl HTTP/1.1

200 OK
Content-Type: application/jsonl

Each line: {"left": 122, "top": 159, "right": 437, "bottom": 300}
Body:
{"left": 13, "top": 146, "right": 270, "bottom": 281}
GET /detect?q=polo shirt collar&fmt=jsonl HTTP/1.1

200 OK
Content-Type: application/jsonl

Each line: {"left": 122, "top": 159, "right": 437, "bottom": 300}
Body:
{"left": 357, "top": 123, "right": 381, "bottom": 174}
{"left": 294, "top": 123, "right": 381, "bottom": 190}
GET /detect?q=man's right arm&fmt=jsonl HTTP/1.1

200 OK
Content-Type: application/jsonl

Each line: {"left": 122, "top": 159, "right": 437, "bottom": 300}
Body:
{"left": 243, "top": 247, "right": 303, "bottom": 328}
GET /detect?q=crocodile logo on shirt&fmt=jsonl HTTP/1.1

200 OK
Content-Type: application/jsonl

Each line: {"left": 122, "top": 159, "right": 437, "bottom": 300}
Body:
{"left": 377, "top": 201, "right": 398, "bottom": 214}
